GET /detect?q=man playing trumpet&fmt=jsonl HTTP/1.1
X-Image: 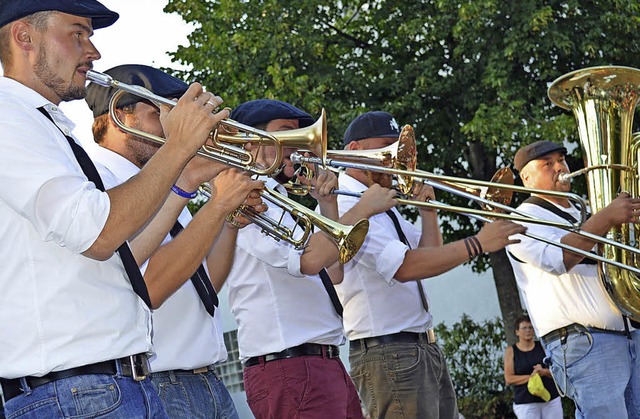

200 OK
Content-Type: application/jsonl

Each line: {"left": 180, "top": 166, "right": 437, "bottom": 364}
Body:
{"left": 226, "top": 99, "right": 397, "bottom": 419}
{"left": 86, "top": 64, "right": 264, "bottom": 418}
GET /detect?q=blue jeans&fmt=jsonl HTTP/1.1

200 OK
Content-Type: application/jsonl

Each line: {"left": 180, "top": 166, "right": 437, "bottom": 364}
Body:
{"left": 543, "top": 327, "right": 640, "bottom": 419}
{"left": 349, "top": 339, "right": 458, "bottom": 419}
{"left": 3, "top": 373, "right": 168, "bottom": 418}
{"left": 150, "top": 368, "right": 238, "bottom": 419}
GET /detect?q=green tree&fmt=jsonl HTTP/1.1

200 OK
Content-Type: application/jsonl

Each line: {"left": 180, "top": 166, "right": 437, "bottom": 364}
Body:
{"left": 165, "top": 0, "right": 640, "bottom": 343}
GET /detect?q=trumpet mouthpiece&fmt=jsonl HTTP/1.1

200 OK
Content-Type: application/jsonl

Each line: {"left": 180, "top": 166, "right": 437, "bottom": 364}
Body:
{"left": 86, "top": 70, "right": 113, "bottom": 87}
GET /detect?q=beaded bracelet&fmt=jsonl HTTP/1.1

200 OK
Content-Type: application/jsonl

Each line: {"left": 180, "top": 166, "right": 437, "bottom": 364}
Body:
{"left": 171, "top": 184, "right": 197, "bottom": 199}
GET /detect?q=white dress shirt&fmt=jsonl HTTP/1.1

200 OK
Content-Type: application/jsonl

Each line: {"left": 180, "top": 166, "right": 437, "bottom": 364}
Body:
{"left": 92, "top": 147, "right": 227, "bottom": 371}
{"left": 226, "top": 177, "right": 345, "bottom": 359}
{"left": 0, "top": 77, "right": 152, "bottom": 379}
{"left": 336, "top": 173, "right": 432, "bottom": 340}
{"left": 507, "top": 200, "right": 624, "bottom": 337}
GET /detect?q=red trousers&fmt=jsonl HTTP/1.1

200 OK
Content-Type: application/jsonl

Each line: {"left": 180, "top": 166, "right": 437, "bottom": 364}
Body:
{"left": 243, "top": 355, "right": 363, "bottom": 419}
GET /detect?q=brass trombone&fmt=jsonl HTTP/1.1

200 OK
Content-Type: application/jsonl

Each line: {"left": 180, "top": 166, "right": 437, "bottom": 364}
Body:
{"left": 86, "top": 70, "right": 326, "bottom": 176}
{"left": 198, "top": 184, "right": 369, "bottom": 264}
{"left": 289, "top": 125, "right": 640, "bottom": 275}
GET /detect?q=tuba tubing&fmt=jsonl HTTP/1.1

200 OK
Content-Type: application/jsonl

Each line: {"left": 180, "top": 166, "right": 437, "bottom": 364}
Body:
{"left": 548, "top": 65, "right": 640, "bottom": 321}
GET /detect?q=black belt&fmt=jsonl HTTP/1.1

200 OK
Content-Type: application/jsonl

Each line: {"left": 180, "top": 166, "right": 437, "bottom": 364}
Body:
{"left": 0, "top": 353, "right": 149, "bottom": 402}
{"left": 243, "top": 343, "right": 340, "bottom": 367}
{"left": 349, "top": 330, "right": 436, "bottom": 352}
{"left": 541, "top": 323, "right": 628, "bottom": 346}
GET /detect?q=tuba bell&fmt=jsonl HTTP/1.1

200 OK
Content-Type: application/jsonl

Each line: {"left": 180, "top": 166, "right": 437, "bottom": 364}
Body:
{"left": 548, "top": 65, "right": 640, "bottom": 321}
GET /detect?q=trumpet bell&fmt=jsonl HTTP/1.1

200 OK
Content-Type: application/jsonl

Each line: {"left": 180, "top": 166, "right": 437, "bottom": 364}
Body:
{"left": 216, "top": 109, "right": 328, "bottom": 168}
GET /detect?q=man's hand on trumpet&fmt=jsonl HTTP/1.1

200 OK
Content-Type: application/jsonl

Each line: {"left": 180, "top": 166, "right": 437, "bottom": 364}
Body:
{"left": 225, "top": 189, "right": 268, "bottom": 230}
{"left": 204, "top": 169, "right": 265, "bottom": 217}
{"left": 159, "top": 84, "right": 229, "bottom": 158}
{"left": 175, "top": 155, "right": 232, "bottom": 194}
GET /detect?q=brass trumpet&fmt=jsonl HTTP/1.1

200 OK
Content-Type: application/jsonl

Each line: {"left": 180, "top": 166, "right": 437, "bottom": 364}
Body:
{"left": 86, "top": 70, "right": 326, "bottom": 176}
{"left": 198, "top": 184, "right": 369, "bottom": 264}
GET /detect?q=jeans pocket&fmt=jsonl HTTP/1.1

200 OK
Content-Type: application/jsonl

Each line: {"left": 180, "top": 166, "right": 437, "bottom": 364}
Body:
{"left": 68, "top": 375, "right": 121, "bottom": 418}
{"left": 384, "top": 344, "right": 421, "bottom": 379}
{"left": 547, "top": 331, "right": 593, "bottom": 368}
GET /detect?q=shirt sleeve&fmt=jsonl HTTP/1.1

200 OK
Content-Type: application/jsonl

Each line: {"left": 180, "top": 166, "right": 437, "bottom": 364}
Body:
{"left": 235, "top": 219, "right": 306, "bottom": 278}
{"left": 352, "top": 212, "right": 411, "bottom": 284}
{"left": 507, "top": 205, "right": 568, "bottom": 275}
{"left": 0, "top": 105, "right": 110, "bottom": 253}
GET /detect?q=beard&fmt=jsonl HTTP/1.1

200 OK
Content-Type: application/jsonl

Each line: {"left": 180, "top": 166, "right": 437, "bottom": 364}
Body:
{"left": 34, "top": 43, "right": 87, "bottom": 102}
{"left": 124, "top": 116, "right": 161, "bottom": 167}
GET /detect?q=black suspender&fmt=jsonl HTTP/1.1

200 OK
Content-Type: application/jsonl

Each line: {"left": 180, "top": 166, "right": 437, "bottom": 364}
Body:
{"left": 37, "top": 106, "right": 152, "bottom": 308}
{"left": 508, "top": 196, "right": 597, "bottom": 266}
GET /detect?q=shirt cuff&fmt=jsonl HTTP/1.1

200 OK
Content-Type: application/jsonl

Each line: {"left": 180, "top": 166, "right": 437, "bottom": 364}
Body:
{"left": 377, "top": 240, "right": 410, "bottom": 285}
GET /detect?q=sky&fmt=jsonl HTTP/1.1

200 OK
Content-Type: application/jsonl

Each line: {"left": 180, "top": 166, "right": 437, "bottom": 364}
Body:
{"left": 59, "top": 0, "right": 193, "bottom": 151}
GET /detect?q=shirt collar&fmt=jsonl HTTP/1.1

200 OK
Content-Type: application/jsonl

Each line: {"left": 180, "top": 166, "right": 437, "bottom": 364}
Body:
{"left": 0, "top": 77, "right": 77, "bottom": 133}
{"left": 338, "top": 172, "right": 368, "bottom": 192}
{"left": 90, "top": 145, "right": 141, "bottom": 180}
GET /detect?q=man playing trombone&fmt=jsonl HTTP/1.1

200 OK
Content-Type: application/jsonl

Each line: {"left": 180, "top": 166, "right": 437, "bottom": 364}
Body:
{"left": 507, "top": 140, "right": 640, "bottom": 418}
{"left": 84, "top": 64, "right": 266, "bottom": 418}
{"left": 335, "top": 111, "right": 526, "bottom": 419}
{"left": 226, "top": 99, "right": 397, "bottom": 419}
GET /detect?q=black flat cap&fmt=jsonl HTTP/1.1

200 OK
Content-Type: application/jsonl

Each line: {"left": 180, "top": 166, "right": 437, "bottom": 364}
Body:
{"left": 343, "top": 111, "right": 401, "bottom": 146}
{"left": 0, "top": 0, "right": 119, "bottom": 30}
{"left": 85, "top": 64, "right": 189, "bottom": 118}
{"left": 230, "top": 99, "right": 314, "bottom": 128}
{"left": 514, "top": 140, "right": 567, "bottom": 172}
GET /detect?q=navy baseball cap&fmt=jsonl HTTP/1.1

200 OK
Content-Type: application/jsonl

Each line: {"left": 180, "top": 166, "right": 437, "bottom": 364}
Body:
{"left": 230, "top": 99, "right": 314, "bottom": 128}
{"left": 0, "top": 0, "right": 119, "bottom": 30}
{"left": 85, "top": 64, "right": 189, "bottom": 118}
{"left": 514, "top": 140, "right": 567, "bottom": 172}
{"left": 343, "top": 111, "right": 401, "bottom": 146}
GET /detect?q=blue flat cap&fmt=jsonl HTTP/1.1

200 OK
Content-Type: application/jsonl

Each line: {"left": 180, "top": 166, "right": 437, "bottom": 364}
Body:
{"left": 231, "top": 99, "right": 314, "bottom": 128}
{"left": 85, "top": 64, "right": 189, "bottom": 118}
{"left": 0, "top": 0, "right": 119, "bottom": 30}
{"left": 514, "top": 140, "right": 567, "bottom": 172}
{"left": 344, "top": 111, "right": 400, "bottom": 145}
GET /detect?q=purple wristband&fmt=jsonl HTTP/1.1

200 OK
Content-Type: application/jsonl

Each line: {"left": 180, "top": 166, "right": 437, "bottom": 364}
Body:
{"left": 171, "top": 184, "right": 197, "bottom": 199}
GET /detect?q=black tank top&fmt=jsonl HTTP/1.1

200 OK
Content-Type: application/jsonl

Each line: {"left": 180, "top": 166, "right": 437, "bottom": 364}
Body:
{"left": 512, "top": 341, "right": 560, "bottom": 404}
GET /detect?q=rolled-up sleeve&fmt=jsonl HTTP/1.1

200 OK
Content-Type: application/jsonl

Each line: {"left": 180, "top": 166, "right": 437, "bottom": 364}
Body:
{"left": 507, "top": 206, "right": 570, "bottom": 275}
{"left": 0, "top": 106, "right": 110, "bottom": 253}
{"left": 351, "top": 214, "right": 410, "bottom": 285}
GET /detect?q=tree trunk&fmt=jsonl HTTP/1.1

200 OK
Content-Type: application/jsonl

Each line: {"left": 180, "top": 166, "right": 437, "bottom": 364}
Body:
{"left": 489, "top": 249, "right": 524, "bottom": 345}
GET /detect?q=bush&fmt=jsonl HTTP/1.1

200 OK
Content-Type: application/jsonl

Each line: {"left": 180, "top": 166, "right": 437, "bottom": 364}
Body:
{"left": 435, "top": 315, "right": 513, "bottom": 418}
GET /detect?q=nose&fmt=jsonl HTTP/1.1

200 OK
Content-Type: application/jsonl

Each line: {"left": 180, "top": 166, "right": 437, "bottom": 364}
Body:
{"left": 86, "top": 39, "right": 101, "bottom": 62}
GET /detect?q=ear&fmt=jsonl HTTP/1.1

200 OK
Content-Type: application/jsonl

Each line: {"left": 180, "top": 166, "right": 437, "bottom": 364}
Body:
{"left": 12, "top": 21, "right": 36, "bottom": 52}
{"left": 346, "top": 140, "right": 361, "bottom": 151}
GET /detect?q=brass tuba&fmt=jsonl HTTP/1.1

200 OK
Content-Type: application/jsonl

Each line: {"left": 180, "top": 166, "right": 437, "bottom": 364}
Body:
{"left": 548, "top": 65, "right": 640, "bottom": 321}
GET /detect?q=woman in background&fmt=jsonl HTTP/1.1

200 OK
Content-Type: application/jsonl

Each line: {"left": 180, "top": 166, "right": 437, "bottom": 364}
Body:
{"left": 504, "top": 315, "right": 562, "bottom": 418}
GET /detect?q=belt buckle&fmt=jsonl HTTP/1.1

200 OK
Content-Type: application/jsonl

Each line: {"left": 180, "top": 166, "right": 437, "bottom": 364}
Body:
{"left": 129, "top": 354, "right": 149, "bottom": 382}
{"left": 192, "top": 366, "right": 209, "bottom": 374}
{"left": 325, "top": 345, "right": 338, "bottom": 358}
{"left": 426, "top": 329, "right": 436, "bottom": 344}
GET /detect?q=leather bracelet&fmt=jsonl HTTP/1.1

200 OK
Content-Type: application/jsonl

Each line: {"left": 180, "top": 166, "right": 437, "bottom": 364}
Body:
{"left": 171, "top": 184, "right": 197, "bottom": 199}
{"left": 469, "top": 235, "right": 484, "bottom": 255}
{"left": 463, "top": 237, "right": 474, "bottom": 259}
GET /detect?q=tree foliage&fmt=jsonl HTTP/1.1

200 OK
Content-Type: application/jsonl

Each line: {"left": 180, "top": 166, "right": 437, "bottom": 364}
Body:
{"left": 165, "top": 0, "right": 640, "bottom": 339}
